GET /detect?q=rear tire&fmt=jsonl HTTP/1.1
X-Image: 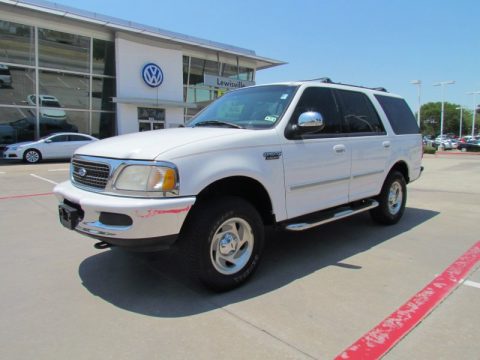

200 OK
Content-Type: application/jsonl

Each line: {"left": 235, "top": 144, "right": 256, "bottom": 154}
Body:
{"left": 181, "top": 196, "right": 264, "bottom": 291}
{"left": 370, "top": 171, "right": 406, "bottom": 225}
{"left": 23, "top": 149, "right": 42, "bottom": 163}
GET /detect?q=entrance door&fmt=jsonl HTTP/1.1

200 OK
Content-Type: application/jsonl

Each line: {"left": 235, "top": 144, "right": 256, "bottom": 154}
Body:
{"left": 138, "top": 107, "right": 165, "bottom": 131}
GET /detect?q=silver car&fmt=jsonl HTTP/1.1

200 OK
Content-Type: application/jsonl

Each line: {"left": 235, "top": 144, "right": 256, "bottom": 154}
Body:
{"left": 3, "top": 132, "right": 98, "bottom": 163}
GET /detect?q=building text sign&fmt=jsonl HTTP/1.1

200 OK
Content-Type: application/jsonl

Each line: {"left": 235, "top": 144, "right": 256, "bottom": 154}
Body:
{"left": 204, "top": 74, "right": 255, "bottom": 90}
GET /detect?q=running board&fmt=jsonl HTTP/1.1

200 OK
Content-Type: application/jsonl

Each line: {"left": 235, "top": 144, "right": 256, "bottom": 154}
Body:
{"left": 285, "top": 199, "right": 379, "bottom": 231}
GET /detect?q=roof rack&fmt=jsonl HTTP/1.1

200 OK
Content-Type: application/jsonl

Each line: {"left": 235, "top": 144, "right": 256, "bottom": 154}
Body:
{"left": 303, "top": 77, "right": 388, "bottom": 92}
{"left": 303, "top": 77, "right": 333, "bottom": 83}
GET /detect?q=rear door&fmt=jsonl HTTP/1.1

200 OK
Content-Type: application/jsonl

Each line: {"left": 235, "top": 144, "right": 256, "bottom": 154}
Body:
{"left": 67, "top": 135, "right": 94, "bottom": 157}
{"left": 335, "top": 89, "right": 390, "bottom": 201}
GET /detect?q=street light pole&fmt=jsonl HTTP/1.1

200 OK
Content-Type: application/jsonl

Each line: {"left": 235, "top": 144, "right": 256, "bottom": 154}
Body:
{"left": 433, "top": 81, "right": 455, "bottom": 146}
{"left": 410, "top": 80, "right": 422, "bottom": 127}
{"left": 467, "top": 91, "right": 480, "bottom": 138}
{"left": 456, "top": 106, "right": 463, "bottom": 138}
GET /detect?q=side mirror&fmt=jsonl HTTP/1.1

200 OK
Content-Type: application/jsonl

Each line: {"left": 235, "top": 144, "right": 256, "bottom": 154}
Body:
{"left": 45, "top": 139, "right": 52, "bottom": 143}
{"left": 298, "top": 111, "right": 325, "bottom": 133}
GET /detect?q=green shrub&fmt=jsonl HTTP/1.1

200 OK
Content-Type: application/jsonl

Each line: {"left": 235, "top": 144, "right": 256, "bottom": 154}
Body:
{"left": 423, "top": 145, "right": 437, "bottom": 154}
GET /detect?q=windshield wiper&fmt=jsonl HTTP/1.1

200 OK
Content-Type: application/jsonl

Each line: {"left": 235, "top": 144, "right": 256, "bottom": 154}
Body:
{"left": 193, "top": 120, "right": 244, "bottom": 129}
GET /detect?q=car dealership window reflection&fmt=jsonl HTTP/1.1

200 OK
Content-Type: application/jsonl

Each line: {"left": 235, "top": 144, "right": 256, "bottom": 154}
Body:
{"left": 182, "top": 55, "right": 254, "bottom": 120}
{"left": 0, "top": 19, "right": 116, "bottom": 145}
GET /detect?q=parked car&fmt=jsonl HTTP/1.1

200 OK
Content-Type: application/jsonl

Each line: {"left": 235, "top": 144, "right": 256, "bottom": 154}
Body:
{"left": 457, "top": 139, "right": 480, "bottom": 152}
{"left": 27, "top": 94, "right": 67, "bottom": 120}
{"left": 8, "top": 117, "right": 78, "bottom": 142}
{"left": 3, "top": 132, "right": 98, "bottom": 163}
{"left": 434, "top": 136, "right": 453, "bottom": 150}
{"left": 422, "top": 135, "right": 434, "bottom": 147}
{"left": 0, "top": 64, "right": 12, "bottom": 88}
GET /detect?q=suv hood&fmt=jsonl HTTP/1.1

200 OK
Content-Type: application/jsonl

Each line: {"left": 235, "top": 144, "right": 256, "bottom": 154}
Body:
{"left": 75, "top": 128, "right": 250, "bottom": 160}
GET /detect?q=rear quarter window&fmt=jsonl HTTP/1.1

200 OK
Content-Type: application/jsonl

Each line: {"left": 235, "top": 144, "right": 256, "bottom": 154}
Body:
{"left": 375, "top": 95, "right": 419, "bottom": 134}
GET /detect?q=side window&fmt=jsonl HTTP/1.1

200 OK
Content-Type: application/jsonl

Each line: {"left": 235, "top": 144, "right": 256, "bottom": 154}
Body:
{"left": 69, "top": 135, "right": 90, "bottom": 141}
{"left": 290, "top": 87, "right": 341, "bottom": 135}
{"left": 375, "top": 95, "right": 419, "bottom": 134}
{"left": 49, "top": 135, "right": 68, "bottom": 142}
{"left": 336, "top": 90, "right": 385, "bottom": 134}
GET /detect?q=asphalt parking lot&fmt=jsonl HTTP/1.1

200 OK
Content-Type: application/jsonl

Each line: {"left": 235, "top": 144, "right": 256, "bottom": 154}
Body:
{"left": 1, "top": 153, "right": 479, "bottom": 359}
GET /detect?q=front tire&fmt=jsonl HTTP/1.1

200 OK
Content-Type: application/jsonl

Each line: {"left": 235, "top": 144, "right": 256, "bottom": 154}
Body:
{"left": 23, "top": 149, "right": 42, "bottom": 163}
{"left": 370, "top": 171, "right": 407, "bottom": 225}
{"left": 181, "top": 196, "right": 264, "bottom": 291}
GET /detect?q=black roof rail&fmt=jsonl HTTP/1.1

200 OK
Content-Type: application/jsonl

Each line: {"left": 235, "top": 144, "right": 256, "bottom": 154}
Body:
{"left": 302, "top": 77, "right": 333, "bottom": 83}
{"left": 300, "top": 77, "right": 388, "bottom": 92}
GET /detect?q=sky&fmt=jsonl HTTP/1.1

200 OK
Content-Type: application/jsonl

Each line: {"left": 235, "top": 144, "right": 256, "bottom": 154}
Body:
{"left": 50, "top": 0, "right": 480, "bottom": 112}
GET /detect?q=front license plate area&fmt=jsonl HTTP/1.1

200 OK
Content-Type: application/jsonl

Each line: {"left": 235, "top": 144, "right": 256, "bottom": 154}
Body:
{"left": 58, "top": 204, "right": 80, "bottom": 230}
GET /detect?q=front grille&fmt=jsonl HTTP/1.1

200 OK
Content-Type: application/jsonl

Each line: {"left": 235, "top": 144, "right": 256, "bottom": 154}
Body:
{"left": 72, "top": 159, "right": 110, "bottom": 190}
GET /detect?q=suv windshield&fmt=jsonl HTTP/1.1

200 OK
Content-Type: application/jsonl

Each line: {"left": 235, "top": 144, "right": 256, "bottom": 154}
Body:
{"left": 188, "top": 85, "right": 298, "bottom": 129}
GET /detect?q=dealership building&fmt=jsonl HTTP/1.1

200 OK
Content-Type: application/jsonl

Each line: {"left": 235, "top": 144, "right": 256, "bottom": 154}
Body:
{"left": 0, "top": 0, "right": 283, "bottom": 144}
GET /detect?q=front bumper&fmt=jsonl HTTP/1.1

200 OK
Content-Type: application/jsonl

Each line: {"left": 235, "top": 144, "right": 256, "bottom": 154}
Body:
{"left": 3, "top": 149, "right": 21, "bottom": 159}
{"left": 54, "top": 181, "right": 196, "bottom": 250}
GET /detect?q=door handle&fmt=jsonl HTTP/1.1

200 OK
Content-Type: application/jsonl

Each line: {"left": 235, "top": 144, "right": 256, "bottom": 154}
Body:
{"left": 333, "top": 144, "right": 346, "bottom": 153}
{"left": 382, "top": 141, "right": 391, "bottom": 149}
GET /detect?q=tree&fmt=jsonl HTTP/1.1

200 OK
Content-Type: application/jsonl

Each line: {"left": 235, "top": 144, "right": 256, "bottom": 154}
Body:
{"left": 419, "top": 102, "right": 473, "bottom": 137}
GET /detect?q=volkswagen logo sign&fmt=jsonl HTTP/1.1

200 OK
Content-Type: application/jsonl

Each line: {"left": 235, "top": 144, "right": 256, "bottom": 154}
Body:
{"left": 78, "top": 167, "right": 87, "bottom": 177}
{"left": 142, "top": 63, "right": 164, "bottom": 88}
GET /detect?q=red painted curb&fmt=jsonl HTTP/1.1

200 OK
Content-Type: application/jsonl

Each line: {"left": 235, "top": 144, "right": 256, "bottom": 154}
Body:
{"left": 336, "top": 241, "right": 480, "bottom": 360}
{"left": 0, "top": 192, "right": 53, "bottom": 200}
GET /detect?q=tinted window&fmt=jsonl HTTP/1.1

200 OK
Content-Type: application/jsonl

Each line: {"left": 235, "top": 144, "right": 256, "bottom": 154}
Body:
{"left": 375, "top": 95, "right": 419, "bottom": 134}
{"left": 49, "top": 135, "right": 68, "bottom": 142}
{"left": 336, "top": 90, "right": 385, "bottom": 134}
{"left": 290, "top": 87, "right": 342, "bottom": 135}
{"left": 69, "top": 135, "right": 90, "bottom": 141}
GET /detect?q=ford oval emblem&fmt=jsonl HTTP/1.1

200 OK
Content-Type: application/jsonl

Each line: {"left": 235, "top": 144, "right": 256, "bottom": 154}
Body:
{"left": 78, "top": 168, "right": 87, "bottom": 177}
{"left": 142, "top": 63, "right": 164, "bottom": 88}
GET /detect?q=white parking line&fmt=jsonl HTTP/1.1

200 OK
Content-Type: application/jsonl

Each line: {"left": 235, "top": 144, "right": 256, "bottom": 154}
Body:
{"left": 56, "top": 76, "right": 71, "bottom": 88}
{"left": 30, "top": 174, "right": 58, "bottom": 185}
{"left": 463, "top": 280, "right": 480, "bottom": 289}
{"left": 48, "top": 168, "right": 69, "bottom": 172}
{"left": 25, "top": 72, "right": 34, "bottom": 83}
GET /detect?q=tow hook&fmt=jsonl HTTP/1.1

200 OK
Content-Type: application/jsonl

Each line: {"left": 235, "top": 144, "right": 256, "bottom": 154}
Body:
{"left": 94, "top": 241, "right": 112, "bottom": 250}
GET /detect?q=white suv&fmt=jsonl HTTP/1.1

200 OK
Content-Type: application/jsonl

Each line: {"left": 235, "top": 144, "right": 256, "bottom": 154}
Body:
{"left": 27, "top": 94, "right": 67, "bottom": 120}
{"left": 55, "top": 79, "right": 423, "bottom": 291}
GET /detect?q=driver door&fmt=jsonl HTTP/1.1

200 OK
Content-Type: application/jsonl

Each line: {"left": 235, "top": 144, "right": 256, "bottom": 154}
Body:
{"left": 282, "top": 87, "right": 351, "bottom": 219}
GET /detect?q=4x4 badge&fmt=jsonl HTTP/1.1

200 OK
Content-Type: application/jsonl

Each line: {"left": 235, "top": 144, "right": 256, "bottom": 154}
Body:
{"left": 263, "top": 151, "right": 282, "bottom": 160}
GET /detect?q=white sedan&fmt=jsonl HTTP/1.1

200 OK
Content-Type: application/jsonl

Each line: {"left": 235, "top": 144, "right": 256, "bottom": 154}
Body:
{"left": 3, "top": 133, "right": 98, "bottom": 163}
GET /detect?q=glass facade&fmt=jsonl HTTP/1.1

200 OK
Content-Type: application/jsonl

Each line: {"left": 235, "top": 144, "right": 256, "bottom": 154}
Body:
{"left": 0, "top": 19, "right": 116, "bottom": 147}
{"left": 182, "top": 55, "right": 254, "bottom": 121}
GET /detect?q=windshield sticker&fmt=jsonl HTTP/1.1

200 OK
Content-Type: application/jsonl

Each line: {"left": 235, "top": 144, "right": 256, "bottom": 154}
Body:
{"left": 280, "top": 94, "right": 289, "bottom": 100}
{"left": 264, "top": 115, "right": 278, "bottom": 122}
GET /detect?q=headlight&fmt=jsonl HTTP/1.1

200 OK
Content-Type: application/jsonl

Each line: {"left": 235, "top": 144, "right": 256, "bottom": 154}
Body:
{"left": 8, "top": 146, "right": 18, "bottom": 151}
{"left": 114, "top": 165, "right": 178, "bottom": 194}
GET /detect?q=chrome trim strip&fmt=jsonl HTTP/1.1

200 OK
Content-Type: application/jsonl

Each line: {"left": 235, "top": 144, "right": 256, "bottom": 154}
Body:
{"left": 285, "top": 200, "right": 379, "bottom": 231}
{"left": 352, "top": 169, "right": 385, "bottom": 179}
{"left": 290, "top": 176, "right": 350, "bottom": 191}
